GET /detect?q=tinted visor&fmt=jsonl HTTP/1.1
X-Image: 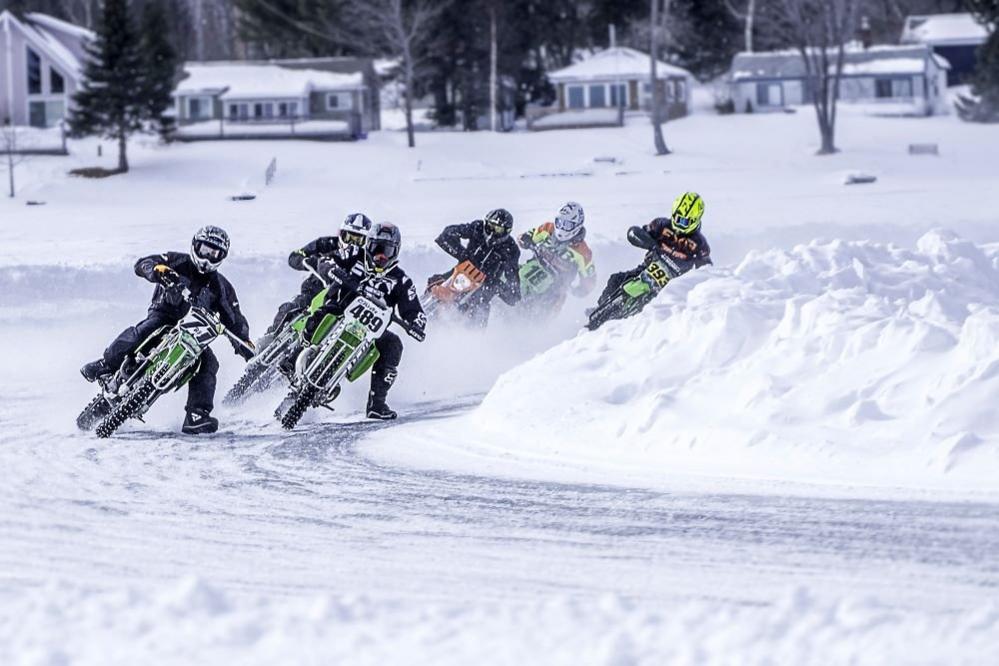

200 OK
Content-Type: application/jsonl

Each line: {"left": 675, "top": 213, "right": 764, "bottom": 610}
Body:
{"left": 367, "top": 239, "right": 399, "bottom": 269}
{"left": 485, "top": 220, "right": 509, "bottom": 237}
{"left": 672, "top": 215, "right": 696, "bottom": 231}
{"left": 340, "top": 229, "right": 366, "bottom": 247}
{"left": 194, "top": 241, "right": 227, "bottom": 263}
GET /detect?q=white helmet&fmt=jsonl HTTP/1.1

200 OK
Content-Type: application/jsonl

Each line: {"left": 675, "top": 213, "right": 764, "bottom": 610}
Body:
{"left": 554, "top": 201, "right": 585, "bottom": 242}
{"left": 190, "top": 225, "right": 230, "bottom": 273}
{"left": 340, "top": 213, "right": 372, "bottom": 248}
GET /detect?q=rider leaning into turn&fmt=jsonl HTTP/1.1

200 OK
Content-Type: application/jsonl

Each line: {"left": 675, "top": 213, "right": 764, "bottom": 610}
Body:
{"left": 266, "top": 213, "right": 372, "bottom": 337}
{"left": 427, "top": 208, "right": 521, "bottom": 325}
{"left": 519, "top": 201, "right": 597, "bottom": 304}
{"left": 302, "top": 222, "right": 427, "bottom": 421}
{"left": 597, "top": 191, "right": 713, "bottom": 305}
{"left": 80, "top": 226, "right": 253, "bottom": 435}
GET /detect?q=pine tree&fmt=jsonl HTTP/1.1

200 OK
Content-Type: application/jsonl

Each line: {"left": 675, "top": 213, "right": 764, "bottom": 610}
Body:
{"left": 956, "top": 1, "right": 999, "bottom": 122}
{"left": 139, "top": 0, "right": 179, "bottom": 138}
{"left": 69, "top": 0, "right": 145, "bottom": 173}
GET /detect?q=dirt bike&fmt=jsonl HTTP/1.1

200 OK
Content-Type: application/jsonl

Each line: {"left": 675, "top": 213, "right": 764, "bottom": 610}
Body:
{"left": 518, "top": 242, "right": 582, "bottom": 314}
{"left": 223, "top": 262, "right": 330, "bottom": 406}
{"left": 77, "top": 287, "right": 254, "bottom": 438}
{"left": 277, "top": 270, "right": 422, "bottom": 430}
{"left": 585, "top": 255, "right": 681, "bottom": 331}
{"left": 422, "top": 259, "right": 488, "bottom": 320}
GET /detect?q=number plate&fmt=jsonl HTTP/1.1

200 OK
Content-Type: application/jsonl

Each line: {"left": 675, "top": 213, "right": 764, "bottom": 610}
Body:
{"left": 644, "top": 260, "right": 671, "bottom": 288}
{"left": 347, "top": 297, "right": 391, "bottom": 336}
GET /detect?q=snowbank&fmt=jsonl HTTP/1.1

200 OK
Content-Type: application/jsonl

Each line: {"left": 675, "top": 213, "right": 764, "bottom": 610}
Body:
{"left": 4, "top": 577, "right": 997, "bottom": 666}
{"left": 381, "top": 231, "right": 999, "bottom": 490}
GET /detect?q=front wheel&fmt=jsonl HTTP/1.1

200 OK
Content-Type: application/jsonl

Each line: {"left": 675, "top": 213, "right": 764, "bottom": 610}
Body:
{"left": 223, "top": 361, "right": 280, "bottom": 406}
{"left": 279, "top": 387, "right": 316, "bottom": 430}
{"left": 76, "top": 395, "right": 111, "bottom": 431}
{"left": 96, "top": 381, "right": 156, "bottom": 439}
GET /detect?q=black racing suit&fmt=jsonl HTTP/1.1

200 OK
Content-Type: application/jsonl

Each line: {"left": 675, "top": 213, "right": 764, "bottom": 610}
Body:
{"left": 429, "top": 219, "right": 521, "bottom": 325}
{"left": 599, "top": 218, "right": 712, "bottom": 304}
{"left": 100, "top": 252, "right": 251, "bottom": 414}
{"left": 303, "top": 255, "right": 426, "bottom": 404}
{"left": 268, "top": 236, "right": 361, "bottom": 334}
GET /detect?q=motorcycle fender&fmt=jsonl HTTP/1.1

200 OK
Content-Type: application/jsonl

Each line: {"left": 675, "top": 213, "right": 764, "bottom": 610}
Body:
{"left": 623, "top": 279, "right": 652, "bottom": 299}
{"left": 308, "top": 287, "right": 329, "bottom": 313}
{"left": 310, "top": 314, "right": 338, "bottom": 345}
{"left": 347, "top": 346, "right": 380, "bottom": 383}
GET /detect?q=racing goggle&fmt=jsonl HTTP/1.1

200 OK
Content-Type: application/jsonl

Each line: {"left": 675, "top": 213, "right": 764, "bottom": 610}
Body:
{"left": 340, "top": 230, "right": 367, "bottom": 247}
{"left": 671, "top": 215, "right": 696, "bottom": 231}
{"left": 485, "top": 220, "right": 509, "bottom": 236}
{"left": 194, "top": 241, "right": 227, "bottom": 263}
{"left": 367, "top": 241, "right": 398, "bottom": 268}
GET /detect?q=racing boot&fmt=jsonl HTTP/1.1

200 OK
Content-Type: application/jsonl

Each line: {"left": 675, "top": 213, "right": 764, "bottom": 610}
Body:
{"left": 182, "top": 408, "right": 219, "bottom": 435}
{"left": 80, "top": 358, "right": 110, "bottom": 383}
{"left": 366, "top": 366, "right": 398, "bottom": 420}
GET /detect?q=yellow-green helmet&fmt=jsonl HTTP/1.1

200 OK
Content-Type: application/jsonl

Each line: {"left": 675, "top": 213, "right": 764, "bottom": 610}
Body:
{"left": 670, "top": 192, "right": 705, "bottom": 235}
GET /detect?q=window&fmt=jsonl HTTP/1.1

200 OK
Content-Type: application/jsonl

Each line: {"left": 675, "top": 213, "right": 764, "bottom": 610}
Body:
{"left": 756, "top": 82, "right": 782, "bottom": 106}
{"left": 29, "top": 101, "right": 46, "bottom": 127}
{"left": 567, "top": 86, "right": 584, "bottom": 109}
{"left": 326, "top": 92, "right": 353, "bottom": 111}
{"left": 253, "top": 103, "right": 264, "bottom": 118}
{"left": 278, "top": 102, "right": 289, "bottom": 117}
{"left": 674, "top": 80, "right": 686, "bottom": 103}
{"left": 609, "top": 83, "right": 627, "bottom": 108}
{"left": 588, "top": 84, "right": 606, "bottom": 108}
{"left": 188, "top": 97, "right": 212, "bottom": 120}
{"left": 875, "top": 77, "right": 913, "bottom": 99}
{"left": 50, "top": 68, "right": 65, "bottom": 94}
{"left": 27, "top": 49, "right": 42, "bottom": 94}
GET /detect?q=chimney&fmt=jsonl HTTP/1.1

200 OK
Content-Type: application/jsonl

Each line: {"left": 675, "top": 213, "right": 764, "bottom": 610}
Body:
{"left": 860, "top": 16, "right": 872, "bottom": 50}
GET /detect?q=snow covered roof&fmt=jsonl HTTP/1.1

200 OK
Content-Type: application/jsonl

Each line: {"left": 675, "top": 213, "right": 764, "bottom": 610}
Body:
{"left": 901, "top": 13, "right": 990, "bottom": 47}
{"left": 176, "top": 63, "right": 365, "bottom": 100}
{"left": 548, "top": 47, "right": 692, "bottom": 83}
{"left": 731, "top": 44, "right": 941, "bottom": 81}
{"left": 0, "top": 11, "right": 91, "bottom": 77}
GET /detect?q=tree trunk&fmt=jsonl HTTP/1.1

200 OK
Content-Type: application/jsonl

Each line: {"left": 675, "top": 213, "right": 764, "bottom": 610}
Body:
{"left": 118, "top": 132, "right": 129, "bottom": 172}
{"left": 404, "top": 57, "right": 416, "bottom": 148}
{"left": 7, "top": 149, "right": 14, "bottom": 198}
{"left": 745, "top": 0, "right": 756, "bottom": 53}
{"left": 489, "top": 4, "right": 498, "bottom": 132}
{"left": 650, "top": 0, "right": 670, "bottom": 156}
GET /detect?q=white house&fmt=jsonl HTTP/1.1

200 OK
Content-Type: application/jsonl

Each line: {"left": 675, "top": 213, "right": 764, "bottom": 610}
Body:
{"left": 547, "top": 46, "right": 693, "bottom": 119}
{"left": 901, "top": 13, "right": 990, "bottom": 85}
{"left": 173, "top": 58, "right": 381, "bottom": 140}
{"left": 0, "top": 11, "right": 91, "bottom": 128}
{"left": 729, "top": 44, "right": 950, "bottom": 116}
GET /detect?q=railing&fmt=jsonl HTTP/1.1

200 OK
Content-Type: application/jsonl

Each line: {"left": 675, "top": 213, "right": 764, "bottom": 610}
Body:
{"left": 173, "top": 113, "right": 363, "bottom": 141}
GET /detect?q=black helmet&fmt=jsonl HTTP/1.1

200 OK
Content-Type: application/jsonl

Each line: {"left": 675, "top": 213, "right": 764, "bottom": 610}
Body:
{"left": 340, "top": 213, "right": 372, "bottom": 247}
{"left": 483, "top": 208, "right": 513, "bottom": 244}
{"left": 190, "top": 225, "right": 230, "bottom": 273}
{"left": 364, "top": 222, "right": 401, "bottom": 273}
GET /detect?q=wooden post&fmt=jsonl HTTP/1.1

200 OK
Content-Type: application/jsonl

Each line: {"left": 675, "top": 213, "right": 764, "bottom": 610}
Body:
{"left": 489, "top": 4, "right": 498, "bottom": 132}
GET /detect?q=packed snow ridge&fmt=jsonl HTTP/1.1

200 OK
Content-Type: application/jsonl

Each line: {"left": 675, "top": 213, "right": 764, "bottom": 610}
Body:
{"left": 428, "top": 230, "right": 999, "bottom": 489}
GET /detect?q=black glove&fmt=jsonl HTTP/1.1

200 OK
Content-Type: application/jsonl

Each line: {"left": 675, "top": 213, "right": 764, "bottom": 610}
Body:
{"left": 153, "top": 264, "right": 180, "bottom": 287}
{"left": 406, "top": 313, "right": 427, "bottom": 341}
{"left": 235, "top": 341, "right": 255, "bottom": 362}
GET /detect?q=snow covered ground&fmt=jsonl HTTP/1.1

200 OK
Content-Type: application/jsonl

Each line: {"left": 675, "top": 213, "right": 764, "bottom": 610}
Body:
{"left": 2, "top": 107, "right": 999, "bottom": 663}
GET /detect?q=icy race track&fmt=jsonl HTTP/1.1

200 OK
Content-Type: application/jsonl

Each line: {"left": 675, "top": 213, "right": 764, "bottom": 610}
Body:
{"left": 2, "top": 397, "right": 999, "bottom": 663}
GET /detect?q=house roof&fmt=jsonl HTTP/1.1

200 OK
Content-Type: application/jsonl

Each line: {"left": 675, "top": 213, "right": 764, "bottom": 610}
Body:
{"left": 548, "top": 46, "right": 693, "bottom": 83}
{"left": 731, "top": 44, "right": 944, "bottom": 81}
{"left": 176, "top": 63, "right": 365, "bottom": 100}
{"left": 901, "top": 13, "right": 990, "bottom": 47}
{"left": 0, "top": 10, "right": 91, "bottom": 77}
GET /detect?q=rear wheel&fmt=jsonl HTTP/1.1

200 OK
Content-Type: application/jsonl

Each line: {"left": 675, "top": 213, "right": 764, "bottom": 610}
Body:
{"left": 76, "top": 395, "right": 111, "bottom": 431}
{"left": 96, "top": 381, "right": 155, "bottom": 439}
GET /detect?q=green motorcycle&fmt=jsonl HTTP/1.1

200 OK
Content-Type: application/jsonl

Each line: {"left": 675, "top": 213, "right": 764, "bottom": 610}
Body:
{"left": 518, "top": 242, "right": 584, "bottom": 315}
{"left": 224, "top": 264, "right": 331, "bottom": 406}
{"left": 585, "top": 255, "right": 680, "bottom": 331}
{"left": 277, "top": 270, "right": 421, "bottom": 430}
{"left": 77, "top": 289, "right": 253, "bottom": 438}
